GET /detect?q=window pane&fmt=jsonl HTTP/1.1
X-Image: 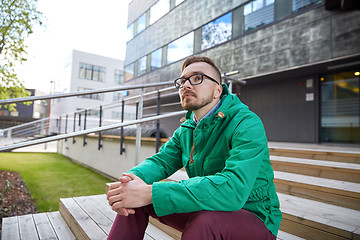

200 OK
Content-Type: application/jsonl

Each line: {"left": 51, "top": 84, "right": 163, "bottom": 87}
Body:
{"left": 292, "top": 0, "right": 322, "bottom": 12}
{"left": 202, "top": 12, "right": 232, "bottom": 51}
{"left": 244, "top": 0, "right": 274, "bottom": 32}
{"left": 151, "top": 48, "right": 162, "bottom": 70}
{"left": 79, "top": 63, "right": 85, "bottom": 79}
{"left": 138, "top": 56, "right": 147, "bottom": 76}
{"left": 320, "top": 71, "right": 359, "bottom": 143}
{"left": 127, "top": 23, "right": 134, "bottom": 41}
{"left": 114, "top": 69, "right": 124, "bottom": 84}
{"left": 124, "top": 63, "right": 134, "bottom": 81}
{"left": 137, "top": 13, "right": 146, "bottom": 34}
{"left": 167, "top": 32, "right": 194, "bottom": 64}
{"left": 150, "top": 0, "right": 170, "bottom": 25}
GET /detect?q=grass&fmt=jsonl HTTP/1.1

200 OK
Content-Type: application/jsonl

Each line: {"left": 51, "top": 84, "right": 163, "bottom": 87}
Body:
{"left": 0, "top": 152, "right": 112, "bottom": 212}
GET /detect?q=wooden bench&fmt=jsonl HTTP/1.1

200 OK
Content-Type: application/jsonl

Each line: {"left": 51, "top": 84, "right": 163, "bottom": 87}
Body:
{"left": 271, "top": 155, "right": 360, "bottom": 183}
{"left": 274, "top": 171, "right": 360, "bottom": 210}
{"left": 1, "top": 212, "right": 75, "bottom": 240}
{"left": 278, "top": 193, "right": 360, "bottom": 240}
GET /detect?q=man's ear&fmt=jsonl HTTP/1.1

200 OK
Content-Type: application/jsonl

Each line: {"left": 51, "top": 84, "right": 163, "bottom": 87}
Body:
{"left": 214, "top": 84, "right": 222, "bottom": 99}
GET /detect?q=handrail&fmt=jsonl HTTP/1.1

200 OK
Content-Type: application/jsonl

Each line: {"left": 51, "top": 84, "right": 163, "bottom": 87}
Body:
{"left": 0, "top": 81, "right": 174, "bottom": 105}
{"left": 0, "top": 110, "right": 186, "bottom": 152}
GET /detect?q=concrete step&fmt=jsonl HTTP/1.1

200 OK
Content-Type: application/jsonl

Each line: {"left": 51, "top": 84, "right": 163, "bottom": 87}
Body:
{"left": 278, "top": 193, "right": 360, "bottom": 240}
{"left": 274, "top": 171, "right": 360, "bottom": 210}
{"left": 271, "top": 155, "right": 360, "bottom": 183}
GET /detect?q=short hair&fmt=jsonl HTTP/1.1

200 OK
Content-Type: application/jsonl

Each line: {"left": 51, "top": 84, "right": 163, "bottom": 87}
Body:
{"left": 181, "top": 56, "right": 222, "bottom": 84}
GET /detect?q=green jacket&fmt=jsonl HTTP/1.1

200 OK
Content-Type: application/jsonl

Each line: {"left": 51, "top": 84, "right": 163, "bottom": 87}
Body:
{"left": 129, "top": 84, "right": 282, "bottom": 236}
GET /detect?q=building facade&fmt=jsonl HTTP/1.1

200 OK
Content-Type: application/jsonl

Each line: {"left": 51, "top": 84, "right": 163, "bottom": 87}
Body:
{"left": 124, "top": 0, "right": 360, "bottom": 144}
{"left": 50, "top": 50, "right": 132, "bottom": 123}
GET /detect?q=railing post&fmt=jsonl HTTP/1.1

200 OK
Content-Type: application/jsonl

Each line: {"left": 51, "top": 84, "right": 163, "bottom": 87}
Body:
{"left": 73, "top": 113, "right": 76, "bottom": 144}
{"left": 78, "top": 113, "right": 82, "bottom": 131}
{"left": 7, "top": 129, "right": 12, "bottom": 139}
{"left": 98, "top": 106, "right": 103, "bottom": 150}
{"left": 120, "top": 100, "right": 125, "bottom": 155}
{"left": 65, "top": 114, "right": 68, "bottom": 141}
{"left": 83, "top": 110, "right": 87, "bottom": 146}
{"left": 135, "top": 89, "right": 143, "bottom": 165}
{"left": 58, "top": 116, "right": 62, "bottom": 134}
{"left": 156, "top": 90, "right": 161, "bottom": 153}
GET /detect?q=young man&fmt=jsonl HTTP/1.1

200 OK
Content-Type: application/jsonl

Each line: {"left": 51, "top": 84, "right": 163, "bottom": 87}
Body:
{"left": 107, "top": 56, "right": 282, "bottom": 240}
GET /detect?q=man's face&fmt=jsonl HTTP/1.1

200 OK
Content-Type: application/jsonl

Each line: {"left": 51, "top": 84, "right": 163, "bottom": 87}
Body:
{"left": 179, "top": 62, "right": 222, "bottom": 111}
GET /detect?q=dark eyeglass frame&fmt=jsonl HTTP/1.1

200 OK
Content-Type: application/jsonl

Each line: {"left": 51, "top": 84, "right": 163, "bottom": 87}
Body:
{"left": 174, "top": 73, "right": 220, "bottom": 89}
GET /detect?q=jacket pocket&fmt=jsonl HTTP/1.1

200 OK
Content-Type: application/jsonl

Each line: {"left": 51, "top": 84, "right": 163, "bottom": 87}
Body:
{"left": 184, "top": 175, "right": 228, "bottom": 201}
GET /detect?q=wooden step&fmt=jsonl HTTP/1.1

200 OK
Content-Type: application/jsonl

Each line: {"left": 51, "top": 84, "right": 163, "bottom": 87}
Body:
{"left": 278, "top": 193, "right": 360, "bottom": 240}
{"left": 269, "top": 147, "right": 360, "bottom": 164}
{"left": 59, "top": 194, "right": 175, "bottom": 240}
{"left": 1, "top": 212, "right": 75, "bottom": 240}
{"left": 274, "top": 171, "right": 360, "bottom": 210}
{"left": 271, "top": 156, "right": 360, "bottom": 183}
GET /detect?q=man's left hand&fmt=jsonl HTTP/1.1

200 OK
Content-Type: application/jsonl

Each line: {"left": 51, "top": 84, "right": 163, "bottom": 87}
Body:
{"left": 107, "top": 173, "right": 152, "bottom": 212}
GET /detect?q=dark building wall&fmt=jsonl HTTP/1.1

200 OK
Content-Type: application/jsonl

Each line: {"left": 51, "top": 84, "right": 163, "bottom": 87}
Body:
{"left": 240, "top": 76, "right": 318, "bottom": 142}
{"left": 125, "top": 0, "right": 360, "bottom": 142}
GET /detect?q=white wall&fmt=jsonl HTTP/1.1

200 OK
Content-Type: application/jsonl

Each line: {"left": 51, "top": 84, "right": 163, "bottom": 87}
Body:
{"left": 58, "top": 135, "right": 167, "bottom": 179}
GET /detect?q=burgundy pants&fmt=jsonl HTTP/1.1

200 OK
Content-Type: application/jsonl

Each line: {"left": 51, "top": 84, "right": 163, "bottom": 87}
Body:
{"left": 107, "top": 205, "right": 276, "bottom": 240}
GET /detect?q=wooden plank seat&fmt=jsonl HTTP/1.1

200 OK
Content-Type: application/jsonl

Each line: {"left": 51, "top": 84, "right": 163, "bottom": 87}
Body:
{"left": 271, "top": 156, "right": 360, "bottom": 183}
{"left": 278, "top": 193, "right": 360, "bottom": 240}
{"left": 274, "top": 171, "right": 360, "bottom": 210}
{"left": 1, "top": 212, "right": 75, "bottom": 240}
{"left": 269, "top": 147, "right": 360, "bottom": 164}
{"left": 59, "top": 194, "right": 175, "bottom": 240}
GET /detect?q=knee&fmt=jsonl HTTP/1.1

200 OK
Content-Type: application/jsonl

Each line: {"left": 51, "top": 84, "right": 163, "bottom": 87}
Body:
{"left": 188, "top": 211, "right": 216, "bottom": 227}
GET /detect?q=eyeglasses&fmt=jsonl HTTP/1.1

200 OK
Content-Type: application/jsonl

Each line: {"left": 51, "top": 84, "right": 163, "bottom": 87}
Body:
{"left": 174, "top": 73, "right": 219, "bottom": 89}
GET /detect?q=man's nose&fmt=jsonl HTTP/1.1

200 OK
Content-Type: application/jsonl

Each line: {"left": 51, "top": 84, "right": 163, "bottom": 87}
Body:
{"left": 183, "top": 79, "right": 192, "bottom": 89}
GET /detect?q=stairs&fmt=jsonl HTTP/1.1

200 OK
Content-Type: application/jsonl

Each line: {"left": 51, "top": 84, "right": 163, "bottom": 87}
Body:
{"left": 2, "top": 144, "right": 360, "bottom": 239}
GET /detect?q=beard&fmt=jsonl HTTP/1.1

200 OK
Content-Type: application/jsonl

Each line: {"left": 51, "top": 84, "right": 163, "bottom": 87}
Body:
{"left": 180, "top": 90, "right": 214, "bottom": 111}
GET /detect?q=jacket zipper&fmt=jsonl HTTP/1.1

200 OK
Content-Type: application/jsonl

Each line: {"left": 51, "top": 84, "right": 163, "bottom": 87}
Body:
{"left": 190, "top": 142, "right": 195, "bottom": 164}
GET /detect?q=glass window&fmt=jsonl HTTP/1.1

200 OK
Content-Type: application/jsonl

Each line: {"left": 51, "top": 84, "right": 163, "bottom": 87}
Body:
{"left": 167, "top": 32, "right": 194, "bottom": 64}
{"left": 124, "top": 63, "right": 134, "bottom": 81}
{"left": 114, "top": 69, "right": 124, "bottom": 85}
{"left": 79, "top": 63, "right": 106, "bottom": 82}
{"left": 112, "top": 111, "right": 122, "bottom": 120}
{"left": 77, "top": 87, "right": 104, "bottom": 100}
{"left": 137, "top": 13, "right": 147, "bottom": 34}
{"left": 150, "top": 0, "right": 170, "bottom": 25}
{"left": 292, "top": 0, "right": 322, "bottom": 12}
{"left": 175, "top": 0, "right": 185, "bottom": 6}
{"left": 113, "top": 92, "right": 122, "bottom": 101}
{"left": 244, "top": 0, "right": 274, "bottom": 32}
{"left": 127, "top": 23, "right": 134, "bottom": 41}
{"left": 320, "top": 70, "right": 359, "bottom": 143}
{"left": 151, "top": 48, "right": 162, "bottom": 70}
{"left": 138, "top": 56, "right": 147, "bottom": 76}
{"left": 202, "top": 12, "right": 232, "bottom": 51}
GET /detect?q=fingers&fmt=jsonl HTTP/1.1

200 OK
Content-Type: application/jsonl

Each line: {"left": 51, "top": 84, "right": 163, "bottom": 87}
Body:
{"left": 122, "top": 173, "right": 138, "bottom": 180}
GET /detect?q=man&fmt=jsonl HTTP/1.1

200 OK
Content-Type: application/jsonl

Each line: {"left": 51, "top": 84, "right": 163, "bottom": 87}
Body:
{"left": 107, "top": 56, "right": 282, "bottom": 240}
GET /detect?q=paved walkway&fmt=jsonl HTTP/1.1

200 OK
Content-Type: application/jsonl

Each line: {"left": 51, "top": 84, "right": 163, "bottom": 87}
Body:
{"left": 11, "top": 141, "right": 58, "bottom": 153}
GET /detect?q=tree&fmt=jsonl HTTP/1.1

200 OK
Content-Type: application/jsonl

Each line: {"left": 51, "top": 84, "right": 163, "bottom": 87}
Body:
{"left": 0, "top": 0, "right": 43, "bottom": 111}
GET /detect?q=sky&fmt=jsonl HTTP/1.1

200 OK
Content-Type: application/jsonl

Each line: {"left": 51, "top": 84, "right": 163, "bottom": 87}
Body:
{"left": 15, "top": 0, "right": 130, "bottom": 93}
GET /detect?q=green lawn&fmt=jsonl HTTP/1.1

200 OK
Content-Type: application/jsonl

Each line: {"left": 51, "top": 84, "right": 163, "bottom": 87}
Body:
{"left": 0, "top": 152, "right": 112, "bottom": 212}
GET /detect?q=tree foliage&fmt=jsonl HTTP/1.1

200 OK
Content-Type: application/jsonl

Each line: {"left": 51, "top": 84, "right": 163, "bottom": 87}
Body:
{"left": 0, "top": 0, "right": 43, "bottom": 111}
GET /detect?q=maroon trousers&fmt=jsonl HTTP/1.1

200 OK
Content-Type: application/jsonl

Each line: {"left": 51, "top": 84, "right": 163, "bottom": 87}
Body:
{"left": 107, "top": 205, "right": 276, "bottom": 240}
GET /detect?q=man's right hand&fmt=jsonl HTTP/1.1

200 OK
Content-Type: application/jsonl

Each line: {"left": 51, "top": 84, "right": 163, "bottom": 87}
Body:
{"left": 107, "top": 175, "right": 135, "bottom": 216}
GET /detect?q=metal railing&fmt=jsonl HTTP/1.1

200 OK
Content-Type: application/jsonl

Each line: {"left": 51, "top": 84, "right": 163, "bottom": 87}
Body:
{"left": 0, "top": 71, "right": 244, "bottom": 163}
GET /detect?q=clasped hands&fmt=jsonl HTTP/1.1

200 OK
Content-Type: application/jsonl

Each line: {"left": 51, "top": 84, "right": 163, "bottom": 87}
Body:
{"left": 107, "top": 173, "right": 152, "bottom": 216}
